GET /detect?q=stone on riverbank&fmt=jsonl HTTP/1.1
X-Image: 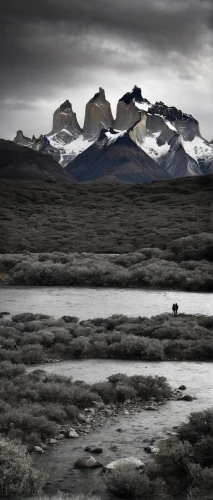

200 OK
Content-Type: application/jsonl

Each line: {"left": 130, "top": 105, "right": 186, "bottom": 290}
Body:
{"left": 68, "top": 429, "right": 79, "bottom": 438}
{"left": 103, "top": 457, "right": 144, "bottom": 471}
{"left": 144, "top": 445, "right": 160, "bottom": 454}
{"left": 49, "top": 438, "right": 58, "bottom": 445}
{"left": 145, "top": 406, "right": 158, "bottom": 411}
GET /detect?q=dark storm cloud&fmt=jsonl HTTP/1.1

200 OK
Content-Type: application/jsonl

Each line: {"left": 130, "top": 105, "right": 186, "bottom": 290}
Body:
{"left": 1, "top": 0, "right": 212, "bottom": 53}
{"left": 0, "top": 0, "right": 212, "bottom": 139}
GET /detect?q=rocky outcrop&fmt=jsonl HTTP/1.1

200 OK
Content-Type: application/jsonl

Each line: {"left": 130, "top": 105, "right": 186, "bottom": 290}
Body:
{"left": 114, "top": 86, "right": 149, "bottom": 131}
{"left": 14, "top": 130, "right": 34, "bottom": 148}
{"left": 14, "top": 131, "right": 61, "bottom": 163}
{"left": 52, "top": 100, "right": 81, "bottom": 139}
{"left": 0, "top": 139, "right": 75, "bottom": 182}
{"left": 65, "top": 128, "right": 171, "bottom": 183}
{"left": 149, "top": 101, "right": 201, "bottom": 141}
{"left": 31, "top": 135, "right": 61, "bottom": 163}
{"left": 83, "top": 88, "right": 113, "bottom": 140}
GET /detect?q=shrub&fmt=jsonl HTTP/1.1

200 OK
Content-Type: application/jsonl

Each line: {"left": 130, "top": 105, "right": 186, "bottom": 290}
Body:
{"left": 0, "top": 437, "right": 45, "bottom": 497}
{"left": 104, "top": 464, "right": 169, "bottom": 499}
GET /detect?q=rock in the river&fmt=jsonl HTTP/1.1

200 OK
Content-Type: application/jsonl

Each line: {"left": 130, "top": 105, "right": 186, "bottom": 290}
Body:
{"left": 34, "top": 446, "right": 44, "bottom": 453}
{"left": 68, "top": 429, "right": 79, "bottom": 438}
{"left": 179, "top": 385, "right": 186, "bottom": 390}
{"left": 49, "top": 438, "right": 58, "bottom": 445}
{"left": 116, "top": 428, "right": 125, "bottom": 433}
{"left": 182, "top": 394, "right": 193, "bottom": 401}
{"left": 104, "top": 457, "right": 144, "bottom": 471}
{"left": 144, "top": 446, "right": 160, "bottom": 454}
{"left": 145, "top": 406, "right": 158, "bottom": 411}
{"left": 84, "top": 446, "right": 103, "bottom": 454}
{"left": 74, "top": 456, "right": 103, "bottom": 468}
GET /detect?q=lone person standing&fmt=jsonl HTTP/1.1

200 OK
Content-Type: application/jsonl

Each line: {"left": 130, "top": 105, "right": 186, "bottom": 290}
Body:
{"left": 172, "top": 303, "right": 179, "bottom": 317}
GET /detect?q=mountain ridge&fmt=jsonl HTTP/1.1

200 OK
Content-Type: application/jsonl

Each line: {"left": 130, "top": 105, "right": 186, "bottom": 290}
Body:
{"left": 12, "top": 85, "right": 213, "bottom": 183}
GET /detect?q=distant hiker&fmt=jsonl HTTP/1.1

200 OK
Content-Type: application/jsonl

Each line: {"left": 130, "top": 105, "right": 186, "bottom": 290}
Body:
{"left": 172, "top": 303, "right": 179, "bottom": 317}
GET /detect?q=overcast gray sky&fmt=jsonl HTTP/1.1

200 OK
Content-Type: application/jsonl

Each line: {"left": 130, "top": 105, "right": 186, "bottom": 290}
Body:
{"left": 0, "top": 0, "right": 212, "bottom": 140}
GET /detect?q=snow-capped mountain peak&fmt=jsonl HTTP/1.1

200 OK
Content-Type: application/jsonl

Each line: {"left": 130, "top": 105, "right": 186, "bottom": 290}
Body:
{"left": 13, "top": 85, "right": 213, "bottom": 181}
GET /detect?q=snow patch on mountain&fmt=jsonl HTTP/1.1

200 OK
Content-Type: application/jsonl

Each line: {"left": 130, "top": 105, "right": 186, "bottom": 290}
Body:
{"left": 183, "top": 136, "right": 213, "bottom": 163}
{"left": 105, "top": 130, "right": 126, "bottom": 143}
{"left": 137, "top": 132, "right": 170, "bottom": 162}
{"left": 165, "top": 121, "right": 177, "bottom": 132}
{"left": 135, "top": 101, "right": 152, "bottom": 112}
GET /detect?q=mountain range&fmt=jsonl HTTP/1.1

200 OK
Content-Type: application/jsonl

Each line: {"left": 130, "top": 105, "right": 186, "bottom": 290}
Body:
{"left": 13, "top": 85, "right": 213, "bottom": 183}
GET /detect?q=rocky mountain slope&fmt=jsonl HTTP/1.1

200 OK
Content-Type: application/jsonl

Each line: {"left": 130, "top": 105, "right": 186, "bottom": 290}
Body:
{"left": 13, "top": 85, "right": 213, "bottom": 183}
{"left": 0, "top": 140, "right": 74, "bottom": 182}
{"left": 65, "top": 128, "right": 171, "bottom": 183}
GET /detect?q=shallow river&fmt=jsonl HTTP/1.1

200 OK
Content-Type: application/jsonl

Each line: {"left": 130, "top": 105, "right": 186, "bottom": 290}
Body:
{"left": 0, "top": 286, "right": 212, "bottom": 319}
{"left": 32, "top": 360, "right": 213, "bottom": 497}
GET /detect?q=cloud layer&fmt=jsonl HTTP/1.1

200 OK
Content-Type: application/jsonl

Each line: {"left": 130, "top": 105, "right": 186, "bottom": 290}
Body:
{"left": 0, "top": 0, "right": 212, "bottom": 139}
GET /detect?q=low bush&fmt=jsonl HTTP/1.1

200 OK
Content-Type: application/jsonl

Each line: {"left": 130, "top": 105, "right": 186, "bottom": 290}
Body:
{"left": 104, "top": 464, "right": 170, "bottom": 499}
{"left": 151, "top": 407, "right": 213, "bottom": 498}
{"left": 0, "top": 312, "right": 212, "bottom": 364}
{"left": 0, "top": 359, "right": 171, "bottom": 448}
{"left": 0, "top": 241, "right": 212, "bottom": 291}
{"left": 0, "top": 437, "right": 45, "bottom": 497}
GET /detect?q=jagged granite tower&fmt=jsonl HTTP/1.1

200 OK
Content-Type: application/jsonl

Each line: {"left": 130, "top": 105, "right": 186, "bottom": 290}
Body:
{"left": 83, "top": 88, "right": 113, "bottom": 140}
{"left": 52, "top": 100, "right": 81, "bottom": 138}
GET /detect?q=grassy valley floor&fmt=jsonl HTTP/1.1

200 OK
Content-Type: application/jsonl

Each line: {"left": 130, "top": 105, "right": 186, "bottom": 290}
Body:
{"left": 0, "top": 175, "right": 212, "bottom": 254}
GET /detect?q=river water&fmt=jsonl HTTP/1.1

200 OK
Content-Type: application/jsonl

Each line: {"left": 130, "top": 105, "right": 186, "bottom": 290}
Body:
{"left": 0, "top": 286, "right": 212, "bottom": 319}
{"left": 32, "top": 359, "right": 213, "bottom": 497}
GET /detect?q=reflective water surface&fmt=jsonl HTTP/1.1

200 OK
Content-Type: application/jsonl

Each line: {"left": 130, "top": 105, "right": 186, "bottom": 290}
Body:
{"left": 0, "top": 285, "right": 212, "bottom": 319}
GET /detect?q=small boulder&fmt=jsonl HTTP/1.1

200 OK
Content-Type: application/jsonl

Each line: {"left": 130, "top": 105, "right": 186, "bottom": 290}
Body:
{"left": 116, "top": 428, "right": 124, "bottom": 433}
{"left": 56, "top": 433, "right": 65, "bottom": 440}
{"left": 144, "top": 446, "right": 159, "bottom": 454}
{"left": 49, "top": 438, "right": 58, "bottom": 445}
{"left": 74, "top": 456, "right": 102, "bottom": 468}
{"left": 68, "top": 429, "right": 79, "bottom": 438}
{"left": 145, "top": 406, "right": 158, "bottom": 411}
{"left": 104, "top": 457, "right": 144, "bottom": 471}
{"left": 34, "top": 446, "right": 44, "bottom": 453}
{"left": 182, "top": 394, "right": 193, "bottom": 401}
{"left": 179, "top": 385, "right": 186, "bottom": 390}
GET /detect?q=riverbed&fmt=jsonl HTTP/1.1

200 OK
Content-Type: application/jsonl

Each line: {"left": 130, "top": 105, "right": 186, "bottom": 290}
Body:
{"left": 0, "top": 286, "right": 212, "bottom": 319}
{"left": 32, "top": 359, "right": 213, "bottom": 497}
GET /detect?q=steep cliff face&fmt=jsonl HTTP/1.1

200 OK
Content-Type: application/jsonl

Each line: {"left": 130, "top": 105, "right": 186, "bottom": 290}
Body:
{"left": 83, "top": 88, "right": 113, "bottom": 140}
{"left": 52, "top": 100, "right": 81, "bottom": 139}
{"left": 114, "top": 85, "right": 149, "bottom": 130}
